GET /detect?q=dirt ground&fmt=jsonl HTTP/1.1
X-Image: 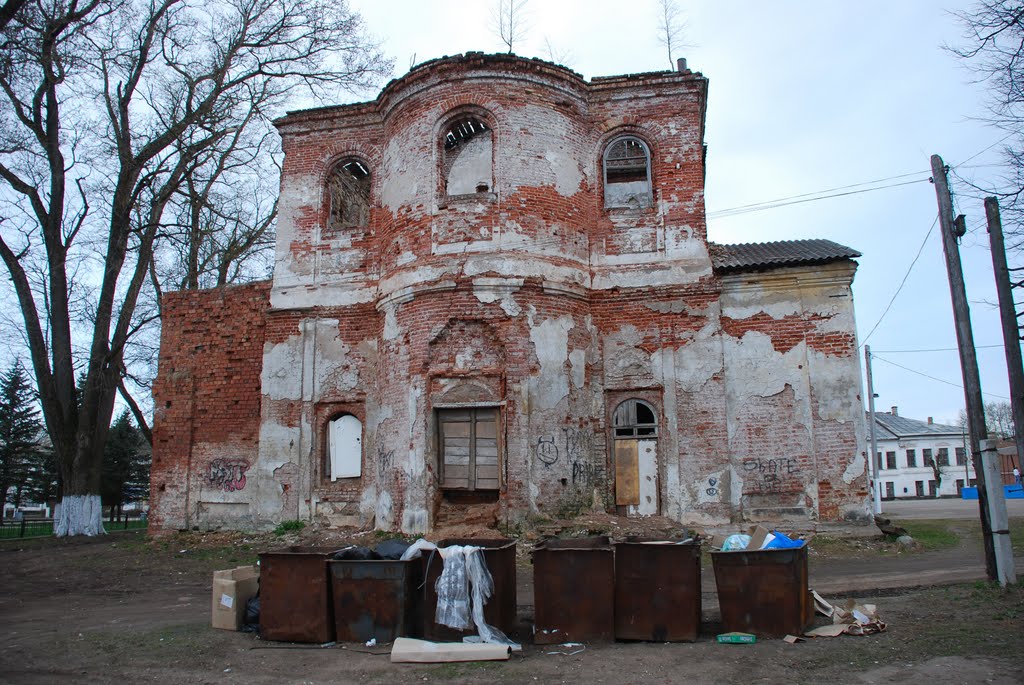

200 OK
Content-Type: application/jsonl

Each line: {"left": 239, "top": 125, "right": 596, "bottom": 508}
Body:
{"left": 1, "top": 516, "right": 1022, "bottom": 685}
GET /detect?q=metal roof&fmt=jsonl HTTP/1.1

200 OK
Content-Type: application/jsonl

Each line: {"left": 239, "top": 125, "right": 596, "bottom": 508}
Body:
{"left": 710, "top": 239, "right": 861, "bottom": 274}
{"left": 868, "top": 412, "right": 963, "bottom": 439}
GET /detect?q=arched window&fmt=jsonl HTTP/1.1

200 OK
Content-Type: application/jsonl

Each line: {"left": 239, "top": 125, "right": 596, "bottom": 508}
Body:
{"left": 613, "top": 399, "right": 658, "bottom": 438}
{"left": 326, "top": 159, "right": 370, "bottom": 235}
{"left": 603, "top": 136, "right": 652, "bottom": 209}
{"left": 441, "top": 116, "right": 493, "bottom": 196}
{"left": 328, "top": 414, "right": 362, "bottom": 480}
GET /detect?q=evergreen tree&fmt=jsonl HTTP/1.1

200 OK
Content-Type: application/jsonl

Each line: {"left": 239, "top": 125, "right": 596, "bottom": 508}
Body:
{"left": 101, "top": 411, "right": 150, "bottom": 521}
{"left": 0, "top": 362, "right": 44, "bottom": 520}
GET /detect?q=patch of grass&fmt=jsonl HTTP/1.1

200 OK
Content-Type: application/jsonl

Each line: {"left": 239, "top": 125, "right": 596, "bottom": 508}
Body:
{"left": 897, "top": 520, "right": 960, "bottom": 550}
{"left": 273, "top": 519, "right": 306, "bottom": 536}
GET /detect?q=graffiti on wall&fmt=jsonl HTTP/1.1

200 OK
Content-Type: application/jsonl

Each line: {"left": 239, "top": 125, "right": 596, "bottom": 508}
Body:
{"left": 742, "top": 457, "right": 801, "bottom": 494}
{"left": 377, "top": 446, "right": 394, "bottom": 479}
{"left": 705, "top": 477, "right": 719, "bottom": 497}
{"left": 564, "top": 427, "right": 596, "bottom": 486}
{"left": 208, "top": 459, "right": 249, "bottom": 492}
{"left": 535, "top": 436, "right": 559, "bottom": 466}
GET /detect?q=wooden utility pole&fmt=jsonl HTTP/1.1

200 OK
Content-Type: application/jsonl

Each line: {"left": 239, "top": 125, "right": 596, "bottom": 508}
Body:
{"left": 864, "top": 346, "right": 882, "bottom": 515}
{"left": 930, "top": 154, "right": 996, "bottom": 580}
{"left": 985, "top": 197, "right": 1024, "bottom": 475}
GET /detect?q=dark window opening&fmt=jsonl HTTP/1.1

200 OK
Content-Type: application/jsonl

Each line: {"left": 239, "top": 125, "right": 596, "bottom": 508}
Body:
{"left": 442, "top": 116, "right": 493, "bottom": 196}
{"left": 885, "top": 451, "right": 897, "bottom": 470}
{"left": 937, "top": 447, "right": 949, "bottom": 467}
{"left": 613, "top": 399, "right": 658, "bottom": 438}
{"left": 327, "top": 159, "right": 370, "bottom": 235}
{"left": 604, "top": 136, "right": 652, "bottom": 209}
{"left": 906, "top": 449, "right": 917, "bottom": 468}
{"left": 923, "top": 448, "right": 934, "bottom": 467}
{"left": 955, "top": 447, "right": 966, "bottom": 466}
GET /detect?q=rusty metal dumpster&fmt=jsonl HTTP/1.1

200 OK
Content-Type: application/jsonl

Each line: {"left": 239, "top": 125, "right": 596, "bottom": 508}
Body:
{"left": 259, "top": 546, "right": 338, "bottom": 643}
{"left": 614, "top": 538, "right": 701, "bottom": 642}
{"left": 330, "top": 558, "right": 421, "bottom": 643}
{"left": 533, "top": 536, "right": 614, "bottom": 644}
{"left": 421, "top": 538, "right": 517, "bottom": 641}
{"left": 711, "top": 543, "right": 812, "bottom": 638}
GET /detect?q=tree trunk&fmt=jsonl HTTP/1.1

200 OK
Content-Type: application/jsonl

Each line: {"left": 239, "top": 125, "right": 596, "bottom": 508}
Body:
{"left": 54, "top": 447, "right": 106, "bottom": 536}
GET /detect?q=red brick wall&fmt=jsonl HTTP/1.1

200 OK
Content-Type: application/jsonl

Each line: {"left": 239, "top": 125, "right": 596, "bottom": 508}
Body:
{"left": 149, "top": 280, "right": 270, "bottom": 533}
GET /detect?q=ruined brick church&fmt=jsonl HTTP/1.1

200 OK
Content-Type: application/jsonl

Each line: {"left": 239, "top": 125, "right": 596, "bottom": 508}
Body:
{"left": 149, "top": 54, "right": 870, "bottom": 534}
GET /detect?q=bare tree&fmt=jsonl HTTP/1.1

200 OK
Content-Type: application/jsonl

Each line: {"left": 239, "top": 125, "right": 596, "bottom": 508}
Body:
{"left": 541, "top": 36, "right": 573, "bottom": 68}
{"left": 656, "top": 0, "right": 686, "bottom": 70}
{"left": 0, "top": 0, "right": 391, "bottom": 535}
{"left": 953, "top": 2, "right": 1024, "bottom": 250}
{"left": 491, "top": 0, "right": 530, "bottom": 54}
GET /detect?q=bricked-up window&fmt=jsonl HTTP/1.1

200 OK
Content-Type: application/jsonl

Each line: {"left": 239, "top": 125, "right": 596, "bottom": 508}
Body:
{"left": 937, "top": 447, "right": 949, "bottom": 467}
{"left": 328, "top": 414, "right": 362, "bottom": 480}
{"left": 906, "top": 449, "right": 917, "bottom": 467}
{"left": 955, "top": 447, "right": 967, "bottom": 465}
{"left": 438, "top": 408, "right": 500, "bottom": 490}
{"left": 613, "top": 399, "right": 658, "bottom": 437}
{"left": 604, "top": 136, "right": 652, "bottom": 209}
{"left": 327, "top": 159, "right": 370, "bottom": 235}
{"left": 442, "top": 116, "right": 493, "bottom": 196}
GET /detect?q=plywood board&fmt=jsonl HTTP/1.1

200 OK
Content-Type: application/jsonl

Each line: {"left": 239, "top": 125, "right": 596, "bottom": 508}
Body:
{"left": 615, "top": 440, "right": 639, "bottom": 505}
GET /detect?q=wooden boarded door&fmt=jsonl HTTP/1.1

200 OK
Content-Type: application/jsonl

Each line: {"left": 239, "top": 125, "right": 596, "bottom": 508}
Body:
{"left": 439, "top": 408, "right": 500, "bottom": 490}
{"left": 612, "top": 399, "right": 659, "bottom": 516}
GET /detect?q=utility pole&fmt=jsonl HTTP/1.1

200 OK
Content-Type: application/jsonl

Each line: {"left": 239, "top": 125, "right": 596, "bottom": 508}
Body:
{"left": 985, "top": 197, "right": 1024, "bottom": 476}
{"left": 931, "top": 154, "right": 996, "bottom": 580}
{"left": 864, "top": 346, "right": 882, "bottom": 515}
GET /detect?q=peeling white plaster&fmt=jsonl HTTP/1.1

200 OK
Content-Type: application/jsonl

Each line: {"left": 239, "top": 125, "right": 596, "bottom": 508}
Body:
{"left": 842, "top": 451, "right": 867, "bottom": 484}
{"left": 568, "top": 349, "right": 586, "bottom": 389}
{"left": 544, "top": 148, "right": 584, "bottom": 196}
{"left": 402, "top": 508, "right": 428, "bottom": 534}
{"left": 722, "top": 332, "right": 805, "bottom": 402}
{"left": 262, "top": 338, "right": 304, "bottom": 401}
{"left": 591, "top": 260, "right": 712, "bottom": 289}
{"left": 528, "top": 313, "right": 574, "bottom": 410}
{"left": 472, "top": 277, "right": 523, "bottom": 316}
{"left": 375, "top": 490, "right": 394, "bottom": 530}
{"left": 697, "top": 470, "right": 726, "bottom": 505}
{"left": 405, "top": 384, "right": 425, "bottom": 479}
{"left": 397, "top": 250, "right": 418, "bottom": 266}
{"left": 383, "top": 304, "right": 401, "bottom": 341}
{"left": 809, "top": 349, "right": 862, "bottom": 422}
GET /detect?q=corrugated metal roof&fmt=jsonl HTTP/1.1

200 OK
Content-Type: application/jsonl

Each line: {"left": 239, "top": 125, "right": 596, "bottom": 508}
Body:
{"left": 710, "top": 239, "right": 860, "bottom": 274}
{"left": 868, "top": 412, "right": 963, "bottom": 438}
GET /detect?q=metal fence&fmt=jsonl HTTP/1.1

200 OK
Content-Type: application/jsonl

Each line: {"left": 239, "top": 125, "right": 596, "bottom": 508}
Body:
{"left": 0, "top": 513, "right": 147, "bottom": 539}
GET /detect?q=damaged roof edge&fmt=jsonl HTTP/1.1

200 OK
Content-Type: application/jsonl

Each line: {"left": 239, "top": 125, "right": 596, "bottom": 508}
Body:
{"left": 709, "top": 239, "right": 861, "bottom": 275}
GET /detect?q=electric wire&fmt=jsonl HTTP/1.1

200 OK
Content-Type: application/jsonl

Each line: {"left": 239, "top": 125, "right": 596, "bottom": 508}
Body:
{"left": 871, "top": 344, "right": 1004, "bottom": 353}
{"left": 707, "top": 177, "right": 929, "bottom": 219}
{"left": 859, "top": 214, "right": 939, "bottom": 347}
{"left": 871, "top": 353, "right": 1011, "bottom": 401}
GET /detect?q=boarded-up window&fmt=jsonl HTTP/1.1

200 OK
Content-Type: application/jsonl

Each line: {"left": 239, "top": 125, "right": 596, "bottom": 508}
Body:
{"left": 328, "top": 414, "right": 362, "bottom": 480}
{"left": 438, "top": 408, "right": 500, "bottom": 490}
{"left": 604, "top": 136, "right": 652, "bottom": 209}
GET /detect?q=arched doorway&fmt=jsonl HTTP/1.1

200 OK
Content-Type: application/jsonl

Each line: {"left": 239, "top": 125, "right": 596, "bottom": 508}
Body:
{"left": 613, "top": 399, "right": 659, "bottom": 516}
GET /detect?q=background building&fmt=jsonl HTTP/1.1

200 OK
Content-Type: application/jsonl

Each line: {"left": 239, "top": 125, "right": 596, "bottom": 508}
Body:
{"left": 870, "top": 407, "right": 974, "bottom": 499}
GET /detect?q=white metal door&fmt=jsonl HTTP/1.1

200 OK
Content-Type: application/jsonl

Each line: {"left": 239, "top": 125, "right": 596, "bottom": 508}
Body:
{"left": 329, "top": 415, "right": 362, "bottom": 480}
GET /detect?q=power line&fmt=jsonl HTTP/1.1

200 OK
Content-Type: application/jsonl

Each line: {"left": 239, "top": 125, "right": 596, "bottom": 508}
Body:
{"left": 860, "top": 214, "right": 939, "bottom": 347}
{"left": 708, "top": 177, "right": 929, "bottom": 219}
{"left": 872, "top": 354, "right": 1010, "bottom": 401}
{"left": 871, "top": 344, "right": 1005, "bottom": 353}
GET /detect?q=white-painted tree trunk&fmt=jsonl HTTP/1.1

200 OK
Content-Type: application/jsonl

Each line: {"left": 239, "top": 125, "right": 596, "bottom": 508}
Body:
{"left": 54, "top": 494, "right": 106, "bottom": 536}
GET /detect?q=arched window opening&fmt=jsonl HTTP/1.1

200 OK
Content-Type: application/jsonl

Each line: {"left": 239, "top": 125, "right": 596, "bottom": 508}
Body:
{"left": 327, "top": 159, "right": 370, "bottom": 233}
{"left": 613, "top": 399, "right": 658, "bottom": 438}
{"left": 604, "top": 136, "right": 652, "bottom": 209}
{"left": 442, "top": 116, "right": 493, "bottom": 196}
{"left": 328, "top": 414, "right": 362, "bottom": 480}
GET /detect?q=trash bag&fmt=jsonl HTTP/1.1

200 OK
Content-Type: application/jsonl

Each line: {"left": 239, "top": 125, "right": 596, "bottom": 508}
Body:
{"left": 764, "top": 531, "right": 804, "bottom": 549}
{"left": 721, "top": 534, "right": 751, "bottom": 551}
{"left": 332, "top": 546, "right": 380, "bottom": 561}
{"left": 375, "top": 538, "right": 412, "bottom": 560}
{"left": 241, "top": 595, "right": 260, "bottom": 633}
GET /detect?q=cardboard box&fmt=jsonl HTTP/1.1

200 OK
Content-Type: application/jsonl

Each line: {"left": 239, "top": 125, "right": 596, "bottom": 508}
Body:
{"left": 211, "top": 565, "right": 259, "bottom": 630}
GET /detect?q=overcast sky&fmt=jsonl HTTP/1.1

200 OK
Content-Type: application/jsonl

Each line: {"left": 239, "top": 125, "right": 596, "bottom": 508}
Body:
{"left": 346, "top": 0, "right": 1012, "bottom": 427}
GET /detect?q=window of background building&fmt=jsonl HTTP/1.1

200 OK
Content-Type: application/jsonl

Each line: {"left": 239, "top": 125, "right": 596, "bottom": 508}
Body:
{"left": 937, "top": 447, "right": 949, "bottom": 467}
{"left": 923, "top": 448, "right": 934, "bottom": 467}
{"left": 886, "top": 451, "right": 897, "bottom": 470}
{"left": 906, "top": 449, "right": 917, "bottom": 468}
{"left": 955, "top": 447, "right": 967, "bottom": 466}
